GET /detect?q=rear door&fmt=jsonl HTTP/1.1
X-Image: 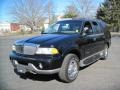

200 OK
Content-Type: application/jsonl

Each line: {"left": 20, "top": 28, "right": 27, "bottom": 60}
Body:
{"left": 91, "top": 21, "right": 105, "bottom": 52}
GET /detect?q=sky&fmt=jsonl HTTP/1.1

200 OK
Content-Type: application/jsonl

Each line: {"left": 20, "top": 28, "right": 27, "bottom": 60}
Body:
{"left": 0, "top": 0, "right": 104, "bottom": 22}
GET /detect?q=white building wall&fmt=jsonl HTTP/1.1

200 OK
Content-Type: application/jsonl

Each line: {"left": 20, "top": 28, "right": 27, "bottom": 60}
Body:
{"left": 0, "top": 22, "right": 11, "bottom": 32}
{"left": 20, "top": 25, "right": 31, "bottom": 31}
{"left": 44, "top": 23, "right": 49, "bottom": 29}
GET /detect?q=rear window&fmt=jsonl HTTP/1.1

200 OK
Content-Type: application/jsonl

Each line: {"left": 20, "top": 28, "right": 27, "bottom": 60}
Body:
{"left": 99, "top": 21, "right": 107, "bottom": 30}
{"left": 92, "top": 21, "right": 103, "bottom": 34}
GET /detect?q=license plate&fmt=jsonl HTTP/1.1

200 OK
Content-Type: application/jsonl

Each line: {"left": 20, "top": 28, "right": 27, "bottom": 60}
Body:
{"left": 17, "top": 65, "right": 26, "bottom": 73}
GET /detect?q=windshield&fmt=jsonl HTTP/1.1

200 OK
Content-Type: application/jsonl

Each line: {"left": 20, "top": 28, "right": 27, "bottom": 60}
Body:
{"left": 43, "top": 21, "right": 82, "bottom": 34}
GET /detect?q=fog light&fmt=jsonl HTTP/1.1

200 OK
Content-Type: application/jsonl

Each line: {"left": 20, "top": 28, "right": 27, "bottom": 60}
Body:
{"left": 39, "top": 63, "right": 43, "bottom": 69}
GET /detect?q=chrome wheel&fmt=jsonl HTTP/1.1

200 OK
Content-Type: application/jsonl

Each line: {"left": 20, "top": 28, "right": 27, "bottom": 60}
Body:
{"left": 59, "top": 54, "right": 79, "bottom": 83}
{"left": 104, "top": 47, "right": 108, "bottom": 57}
{"left": 100, "top": 45, "right": 108, "bottom": 60}
{"left": 68, "top": 58, "right": 78, "bottom": 80}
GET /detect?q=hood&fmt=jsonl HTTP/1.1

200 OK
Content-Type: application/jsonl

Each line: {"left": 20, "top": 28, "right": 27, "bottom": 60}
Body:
{"left": 23, "top": 34, "right": 79, "bottom": 46}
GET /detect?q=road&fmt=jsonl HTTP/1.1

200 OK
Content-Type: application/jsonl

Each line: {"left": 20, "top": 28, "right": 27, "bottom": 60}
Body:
{"left": 0, "top": 35, "right": 120, "bottom": 90}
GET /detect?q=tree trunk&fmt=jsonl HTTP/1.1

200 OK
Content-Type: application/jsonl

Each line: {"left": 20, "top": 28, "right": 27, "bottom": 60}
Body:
{"left": 30, "top": 27, "right": 34, "bottom": 33}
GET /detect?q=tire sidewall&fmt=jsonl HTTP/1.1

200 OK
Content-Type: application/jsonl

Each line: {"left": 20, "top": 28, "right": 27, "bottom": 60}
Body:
{"left": 66, "top": 55, "right": 79, "bottom": 81}
{"left": 59, "top": 54, "right": 79, "bottom": 82}
{"left": 101, "top": 45, "right": 109, "bottom": 60}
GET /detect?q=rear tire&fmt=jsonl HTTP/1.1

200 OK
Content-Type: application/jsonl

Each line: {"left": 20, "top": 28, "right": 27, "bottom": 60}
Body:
{"left": 58, "top": 54, "right": 79, "bottom": 83}
{"left": 100, "top": 45, "right": 108, "bottom": 60}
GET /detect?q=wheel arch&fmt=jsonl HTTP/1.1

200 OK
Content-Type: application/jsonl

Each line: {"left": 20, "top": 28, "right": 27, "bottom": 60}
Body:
{"left": 62, "top": 48, "right": 82, "bottom": 61}
{"left": 107, "top": 42, "right": 109, "bottom": 48}
{"left": 105, "top": 41, "right": 110, "bottom": 48}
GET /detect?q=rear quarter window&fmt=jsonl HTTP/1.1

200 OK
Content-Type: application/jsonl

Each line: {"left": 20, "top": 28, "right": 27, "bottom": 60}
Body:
{"left": 99, "top": 21, "right": 106, "bottom": 30}
{"left": 92, "top": 21, "right": 103, "bottom": 34}
{"left": 99, "top": 21, "right": 111, "bottom": 38}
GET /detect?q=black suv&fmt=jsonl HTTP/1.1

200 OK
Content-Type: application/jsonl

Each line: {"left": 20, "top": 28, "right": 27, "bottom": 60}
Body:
{"left": 10, "top": 18, "right": 111, "bottom": 83}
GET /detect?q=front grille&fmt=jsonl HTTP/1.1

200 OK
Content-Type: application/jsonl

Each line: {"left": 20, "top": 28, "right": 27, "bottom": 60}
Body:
{"left": 16, "top": 45, "right": 23, "bottom": 54}
{"left": 15, "top": 43, "right": 38, "bottom": 55}
{"left": 24, "top": 45, "right": 37, "bottom": 55}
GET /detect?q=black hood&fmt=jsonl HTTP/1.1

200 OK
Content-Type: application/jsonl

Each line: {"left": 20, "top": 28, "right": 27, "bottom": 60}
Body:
{"left": 23, "top": 34, "right": 79, "bottom": 47}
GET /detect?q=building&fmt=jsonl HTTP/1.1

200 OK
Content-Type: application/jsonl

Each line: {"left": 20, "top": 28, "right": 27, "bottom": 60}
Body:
{"left": 0, "top": 22, "right": 21, "bottom": 33}
{"left": 20, "top": 25, "right": 31, "bottom": 31}
{"left": 44, "top": 19, "right": 49, "bottom": 29}
{"left": 11, "top": 23, "right": 20, "bottom": 31}
{"left": 0, "top": 22, "right": 11, "bottom": 32}
{"left": 57, "top": 15, "right": 63, "bottom": 21}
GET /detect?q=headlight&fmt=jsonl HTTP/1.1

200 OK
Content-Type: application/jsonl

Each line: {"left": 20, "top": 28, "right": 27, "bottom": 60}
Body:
{"left": 12, "top": 45, "right": 16, "bottom": 51}
{"left": 36, "top": 48, "right": 59, "bottom": 55}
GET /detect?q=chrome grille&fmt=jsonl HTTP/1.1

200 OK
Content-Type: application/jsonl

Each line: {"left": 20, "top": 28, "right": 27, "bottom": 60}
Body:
{"left": 24, "top": 45, "right": 37, "bottom": 55}
{"left": 15, "top": 43, "right": 38, "bottom": 55}
{"left": 15, "top": 45, "right": 23, "bottom": 54}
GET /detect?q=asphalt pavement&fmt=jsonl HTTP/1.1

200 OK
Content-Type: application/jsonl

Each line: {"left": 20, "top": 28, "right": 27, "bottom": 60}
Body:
{"left": 0, "top": 35, "right": 120, "bottom": 90}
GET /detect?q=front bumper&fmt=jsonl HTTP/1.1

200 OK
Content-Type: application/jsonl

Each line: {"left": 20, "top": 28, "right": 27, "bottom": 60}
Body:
{"left": 9, "top": 52, "right": 63, "bottom": 74}
{"left": 12, "top": 60, "right": 60, "bottom": 74}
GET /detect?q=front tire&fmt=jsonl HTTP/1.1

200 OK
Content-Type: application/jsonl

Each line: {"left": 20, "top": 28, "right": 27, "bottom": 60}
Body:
{"left": 59, "top": 54, "right": 79, "bottom": 83}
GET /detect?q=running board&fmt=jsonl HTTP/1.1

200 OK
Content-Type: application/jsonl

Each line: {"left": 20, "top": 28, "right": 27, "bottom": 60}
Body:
{"left": 80, "top": 50, "right": 104, "bottom": 67}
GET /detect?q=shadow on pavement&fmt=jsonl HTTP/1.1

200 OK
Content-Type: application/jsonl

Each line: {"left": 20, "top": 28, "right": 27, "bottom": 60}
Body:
{"left": 79, "top": 60, "right": 99, "bottom": 70}
{"left": 13, "top": 60, "right": 99, "bottom": 82}
{"left": 14, "top": 69, "right": 62, "bottom": 82}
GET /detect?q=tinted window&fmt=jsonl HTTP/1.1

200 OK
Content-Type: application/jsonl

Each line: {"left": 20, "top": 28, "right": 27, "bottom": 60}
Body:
{"left": 92, "top": 21, "right": 102, "bottom": 34}
{"left": 100, "top": 21, "right": 106, "bottom": 29}
{"left": 83, "top": 21, "right": 93, "bottom": 35}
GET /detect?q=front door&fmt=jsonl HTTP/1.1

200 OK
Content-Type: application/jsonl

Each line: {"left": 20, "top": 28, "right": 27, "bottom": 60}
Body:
{"left": 82, "top": 21, "right": 98, "bottom": 58}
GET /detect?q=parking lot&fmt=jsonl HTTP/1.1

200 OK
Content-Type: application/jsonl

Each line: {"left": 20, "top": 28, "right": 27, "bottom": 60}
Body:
{"left": 0, "top": 35, "right": 120, "bottom": 90}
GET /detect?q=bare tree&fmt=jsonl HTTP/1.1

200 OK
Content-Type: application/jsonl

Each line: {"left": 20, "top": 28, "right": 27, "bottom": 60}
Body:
{"left": 63, "top": 4, "right": 79, "bottom": 18}
{"left": 45, "top": 0, "right": 55, "bottom": 24}
{"left": 73, "top": 0, "right": 96, "bottom": 18}
{"left": 10, "top": 0, "right": 47, "bottom": 32}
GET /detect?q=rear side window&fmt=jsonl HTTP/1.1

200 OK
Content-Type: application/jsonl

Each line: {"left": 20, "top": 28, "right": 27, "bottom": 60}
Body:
{"left": 99, "top": 21, "right": 108, "bottom": 32}
{"left": 92, "top": 21, "right": 103, "bottom": 34}
{"left": 99, "top": 21, "right": 106, "bottom": 29}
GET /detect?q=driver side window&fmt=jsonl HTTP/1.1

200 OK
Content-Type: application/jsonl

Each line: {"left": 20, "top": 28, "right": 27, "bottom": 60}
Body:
{"left": 83, "top": 21, "right": 93, "bottom": 35}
